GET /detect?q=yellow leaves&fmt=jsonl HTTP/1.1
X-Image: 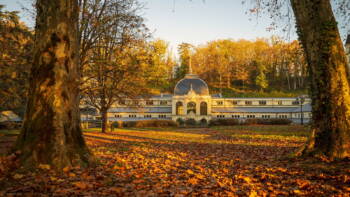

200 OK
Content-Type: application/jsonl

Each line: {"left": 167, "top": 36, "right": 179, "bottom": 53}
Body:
{"left": 186, "top": 169, "right": 194, "bottom": 175}
{"left": 38, "top": 164, "right": 50, "bottom": 170}
{"left": 13, "top": 173, "right": 23, "bottom": 179}
{"left": 249, "top": 190, "right": 258, "bottom": 197}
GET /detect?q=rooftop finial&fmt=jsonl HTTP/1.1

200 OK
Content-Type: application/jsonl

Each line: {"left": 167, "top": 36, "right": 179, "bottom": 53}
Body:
{"left": 189, "top": 55, "right": 192, "bottom": 74}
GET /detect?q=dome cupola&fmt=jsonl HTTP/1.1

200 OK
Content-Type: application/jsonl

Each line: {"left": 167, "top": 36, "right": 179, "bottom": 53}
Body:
{"left": 174, "top": 74, "right": 209, "bottom": 96}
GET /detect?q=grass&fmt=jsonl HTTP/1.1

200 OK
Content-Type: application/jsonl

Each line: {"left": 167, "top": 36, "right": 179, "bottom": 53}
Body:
{"left": 83, "top": 125, "right": 310, "bottom": 147}
{"left": 0, "top": 130, "right": 20, "bottom": 136}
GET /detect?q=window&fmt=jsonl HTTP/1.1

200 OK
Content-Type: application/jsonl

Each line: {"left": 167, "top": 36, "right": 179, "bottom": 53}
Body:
{"left": 278, "top": 115, "right": 288, "bottom": 119}
{"left": 277, "top": 100, "right": 283, "bottom": 105}
{"left": 160, "top": 101, "right": 167, "bottom": 105}
{"left": 146, "top": 101, "right": 154, "bottom": 105}
{"left": 129, "top": 114, "right": 136, "bottom": 118}
{"left": 176, "top": 102, "right": 183, "bottom": 115}
{"left": 217, "top": 115, "right": 225, "bottom": 118}
{"left": 187, "top": 102, "right": 196, "bottom": 114}
{"left": 216, "top": 101, "right": 223, "bottom": 105}
{"left": 200, "top": 102, "right": 208, "bottom": 115}
{"left": 144, "top": 115, "right": 152, "bottom": 118}
{"left": 262, "top": 115, "right": 270, "bottom": 119}
{"left": 292, "top": 101, "right": 300, "bottom": 105}
{"left": 115, "top": 114, "right": 121, "bottom": 118}
{"left": 159, "top": 115, "right": 167, "bottom": 118}
{"left": 259, "top": 101, "right": 267, "bottom": 105}
{"left": 247, "top": 115, "right": 255, "bottom": 119}
{"left": 232, "top": 101, "right": 238, "bottom": 105}
{"left": 245, "top": 101, "right": 252, "bottom": 105}
{"left": 232, "top": 115, "right": 240, "bottom": 118}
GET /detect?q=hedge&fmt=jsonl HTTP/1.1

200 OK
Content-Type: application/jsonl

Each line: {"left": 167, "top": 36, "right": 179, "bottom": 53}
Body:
{"left": 209, "top": 119, "right": 239, "bottom": 126}
{"left": 111, "top": 120, "right": 178, "bottom": 129}
{"left": 209, "top": 118, "right": 292, "bottom": 126}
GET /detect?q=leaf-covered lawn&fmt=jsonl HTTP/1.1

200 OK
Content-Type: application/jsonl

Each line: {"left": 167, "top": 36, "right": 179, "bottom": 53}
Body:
{"left": 1, "top": 126, "right": 350, "bottom": 196}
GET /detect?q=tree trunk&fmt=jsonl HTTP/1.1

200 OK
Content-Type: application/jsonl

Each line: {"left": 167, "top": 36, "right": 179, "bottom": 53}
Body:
{"left": 291, "top": 0, "right": 350, "bottom": 159}
{"left": 14, "top": 0, "right": 91, "bottom": 170}
{"left": 101, "top": 108, "right": 108, "bottom": 133}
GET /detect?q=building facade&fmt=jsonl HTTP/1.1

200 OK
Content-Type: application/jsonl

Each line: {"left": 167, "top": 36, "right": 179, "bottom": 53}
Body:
{"left": 84, "top": 73, "right": 312, "bottom": 124}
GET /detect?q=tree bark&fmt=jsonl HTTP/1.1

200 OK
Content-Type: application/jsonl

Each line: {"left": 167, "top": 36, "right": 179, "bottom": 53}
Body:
{"left": 291, "top": 0, "right": 350, "bottom": 159}
{"left": 101, "top": 108, "right": 108, "bottom": 133}
{"left": 14, "top": 0, "right": 91, "bottom": 170}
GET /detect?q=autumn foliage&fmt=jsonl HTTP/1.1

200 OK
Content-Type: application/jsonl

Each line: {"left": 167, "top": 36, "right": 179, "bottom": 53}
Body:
{"left": 1, "top": 126, "right": 349, "bottom": 196}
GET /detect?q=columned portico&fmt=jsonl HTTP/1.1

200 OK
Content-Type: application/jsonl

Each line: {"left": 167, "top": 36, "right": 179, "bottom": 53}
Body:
{"left": 172, "top": 73, "right": 212, "bottom": 122}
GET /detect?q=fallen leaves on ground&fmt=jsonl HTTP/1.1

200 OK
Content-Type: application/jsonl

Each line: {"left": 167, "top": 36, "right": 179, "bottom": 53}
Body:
{"left": 0, "top": 126, "right": 349, "bottom": 196}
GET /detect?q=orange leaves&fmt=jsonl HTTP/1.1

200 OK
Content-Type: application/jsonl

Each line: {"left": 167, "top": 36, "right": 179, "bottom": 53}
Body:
{"left": 187, "top": 177, "right": 199, "bottom": 185}
{"left": 1, "top": 128, "right": 350, "bottom": 196}
{"left": 73, "top": 181, "right": 89, "bottom": 190}
{"left": 186, "top": 169, "right": 194, "bottom": 175}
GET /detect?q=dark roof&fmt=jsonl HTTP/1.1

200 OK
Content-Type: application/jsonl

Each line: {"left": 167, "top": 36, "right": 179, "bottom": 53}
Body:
{"left": 174, "top": 74, "right": 209, "bottom": 96}
{"left": 212, "top": 104, "right": 311, "bottom": 113}
{"left": 108, "top": 107, "right": 172, "bottom": 113}
{"left": 108, "top": 117, "right": 171, "bottom": 121}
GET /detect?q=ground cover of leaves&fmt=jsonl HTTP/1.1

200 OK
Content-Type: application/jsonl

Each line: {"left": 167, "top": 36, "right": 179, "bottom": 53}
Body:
{"left": 0, "top": 125, "right": 349, "bottom": 196}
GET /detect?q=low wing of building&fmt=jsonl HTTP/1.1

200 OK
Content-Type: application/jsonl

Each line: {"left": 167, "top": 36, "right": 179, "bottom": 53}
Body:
{"left": 82, "top": 73, "right": 312, "bottom": 124}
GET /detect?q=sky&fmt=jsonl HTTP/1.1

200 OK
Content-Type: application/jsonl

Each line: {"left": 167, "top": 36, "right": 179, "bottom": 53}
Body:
{"left": 1, "top": 0, "right": 289, "bottom": 52}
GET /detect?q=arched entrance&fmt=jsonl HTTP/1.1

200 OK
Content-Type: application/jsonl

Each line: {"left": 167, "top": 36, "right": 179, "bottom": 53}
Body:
{"left": 176, "top": 102, "right": 184, "bottom": 115}
{"left": 200, "top": 102, "right": 207, "bottom": 115}
{"left": 187, "top": 102, "right": 196, "bottom": 115}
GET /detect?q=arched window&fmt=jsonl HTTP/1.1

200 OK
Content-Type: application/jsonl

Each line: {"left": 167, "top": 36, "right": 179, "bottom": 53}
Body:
{"left": 176, "top": 102, "right": 183, "bottom": 115}
{"left": 200, "top": 102, "right": 207, "bottom": 115}
{"left": 187, "top": 102, "right": 196, "bottom": 114}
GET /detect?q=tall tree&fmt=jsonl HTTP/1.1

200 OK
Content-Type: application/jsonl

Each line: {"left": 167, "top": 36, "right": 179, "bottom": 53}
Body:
{"left": 81, "top": 0, "right": 150, "bottom": 133}
{"left": 248, "top": 0, "right": 350, "bottom": 159}
{"left": 14, "top": 0, "right": 90, "bottom": 169}
{"left": 291, "top": 0, "right": 350, "bottom": 159}
{"left": 0, "top": 5, "right": 33, "bottom": 117}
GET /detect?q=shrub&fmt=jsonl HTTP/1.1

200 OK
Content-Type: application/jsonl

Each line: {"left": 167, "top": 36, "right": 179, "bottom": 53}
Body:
{"left": 200, "top": 119, "right": 208, "bottom": 126}
{"left": 111, "top": 120, "right": 178, "bottom": 128}
{"left": 185, "top": 118, "right": 197, "bottom": 126}
{"left": 176, "top": 118, "right": 185, "bottom": 126}
{"left": 266, "top": 119, "right": 292, "bottom": 125}
{"left": 209, "top": 119, "right": 239, "bottom": 126}
{"left": 0, "top": 121, "right": 21, "bottom": 130}
{"left": 111, "top": 121, "right": 123, "bottom": 130}
{"left": 244, "top": 118, "right": 292, "bottom": 125}
{"left": 135, "top": 120, "right": 178, "bottom": 128}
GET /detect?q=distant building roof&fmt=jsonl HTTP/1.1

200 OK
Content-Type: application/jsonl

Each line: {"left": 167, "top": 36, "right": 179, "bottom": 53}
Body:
{"left": 174, "top": 74, "right": 209, "bottom": 96}
{"left": 212, "top": 104, "right": 311, "bottom": 113}
{"left": 150, "top": 94, "right": 173, "bottom": 99}
{"left": 0, "top": 111, "right": 22, "bottom": 122}
{"left": 108, "top": 107, "right": 172, "bottom": 113}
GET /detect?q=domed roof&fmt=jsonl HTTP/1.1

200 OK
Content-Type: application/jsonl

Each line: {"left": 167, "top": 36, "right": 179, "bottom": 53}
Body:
{"left": 174, "top": 74, "right": 209, "bottom": 96}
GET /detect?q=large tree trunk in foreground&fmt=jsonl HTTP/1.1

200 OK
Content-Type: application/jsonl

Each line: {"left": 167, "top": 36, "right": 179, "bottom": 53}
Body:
{"left": 14, "top": 0, "right": 91, "bottom": 170}
{"left": 291, "top": 0, "right": 350, "bottom": 159}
